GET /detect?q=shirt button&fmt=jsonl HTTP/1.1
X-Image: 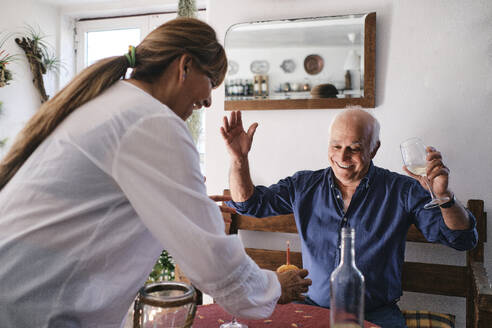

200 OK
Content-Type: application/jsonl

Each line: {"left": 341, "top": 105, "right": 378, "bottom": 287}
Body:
{"left": 336, "top": 195, "right": 340, "bottom": 199}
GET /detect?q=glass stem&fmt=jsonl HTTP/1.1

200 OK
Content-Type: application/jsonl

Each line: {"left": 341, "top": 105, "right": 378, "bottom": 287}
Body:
{"left": 423, "top": 176, "right": 436, "bottom": 200}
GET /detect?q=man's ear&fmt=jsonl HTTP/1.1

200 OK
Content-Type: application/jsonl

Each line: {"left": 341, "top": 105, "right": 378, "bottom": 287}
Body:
{"left": 178, "top": 54, "right": 193, "bottom": 82}
{"left": 371, "top": 141, "right": 381, "bottom": 158}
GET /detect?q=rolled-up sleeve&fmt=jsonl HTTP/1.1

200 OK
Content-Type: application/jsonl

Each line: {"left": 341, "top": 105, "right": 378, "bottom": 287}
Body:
{"left": 436, "top": 209, "right": 477, "bottom": 251}
{"left": 112, "top": 114, "right": 280, "bottom": 318}
{"left": 227, "top": 177, "right": 297, "bottom": 217}
{"left": 408, "top": 181, "right": 478, "bottom": 251}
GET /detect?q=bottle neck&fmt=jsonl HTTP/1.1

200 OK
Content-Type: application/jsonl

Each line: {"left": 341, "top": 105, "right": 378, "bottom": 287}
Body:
{"left": 340, "top": 229, "right": 355, "bottom": 266}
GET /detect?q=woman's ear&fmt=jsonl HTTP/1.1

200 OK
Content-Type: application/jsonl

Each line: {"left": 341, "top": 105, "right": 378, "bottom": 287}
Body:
{"left": 178, "top": 54, "right": 193, "bottom": 82}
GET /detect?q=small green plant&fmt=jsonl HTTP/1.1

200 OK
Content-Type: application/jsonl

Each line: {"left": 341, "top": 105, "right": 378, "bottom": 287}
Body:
{"left": 147, "top": 250, "right": 175, "bottom": 284}
{"left": 15, "top": 24, "right": 66, "bottom": 102}
{"left": 21, "top": 25, "right": 65, "bottom": 76}
{"left": 0, "top": 33, "right": 18, "bottom": 87}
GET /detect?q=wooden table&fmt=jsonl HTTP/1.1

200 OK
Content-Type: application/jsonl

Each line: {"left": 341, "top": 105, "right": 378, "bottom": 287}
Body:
{"left": 192, "top": 303, "right": 380, "bottom": 327}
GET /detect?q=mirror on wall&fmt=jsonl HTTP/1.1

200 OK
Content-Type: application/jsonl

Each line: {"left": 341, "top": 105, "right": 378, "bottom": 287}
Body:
{"left": 224, "top": 12, "right": 375, "bottom": 110}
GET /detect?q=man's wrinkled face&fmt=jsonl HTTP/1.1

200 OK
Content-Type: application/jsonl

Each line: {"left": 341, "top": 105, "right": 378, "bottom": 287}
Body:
{"left": 328, "top": 116, "right": 374, "bottom": 185}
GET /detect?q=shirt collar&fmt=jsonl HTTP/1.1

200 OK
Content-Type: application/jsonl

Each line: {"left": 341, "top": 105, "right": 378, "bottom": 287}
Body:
{"left": 328, "top": 161, "right": 375, "bottom": 190}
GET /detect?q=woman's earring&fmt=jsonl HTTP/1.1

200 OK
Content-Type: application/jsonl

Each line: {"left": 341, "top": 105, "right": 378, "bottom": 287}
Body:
{"left": 182, "top": 73, "right": 187, "bottom": 81}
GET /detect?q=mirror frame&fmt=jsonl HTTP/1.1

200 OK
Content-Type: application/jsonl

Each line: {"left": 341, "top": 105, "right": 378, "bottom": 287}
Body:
{"left": 224, "top": 12, "right": 376, "bottom": 111}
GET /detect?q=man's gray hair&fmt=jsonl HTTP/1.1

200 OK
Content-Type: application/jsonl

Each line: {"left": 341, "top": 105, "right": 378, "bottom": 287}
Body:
{"left": 329, "top": 106, "right": 380, "bottom": 152}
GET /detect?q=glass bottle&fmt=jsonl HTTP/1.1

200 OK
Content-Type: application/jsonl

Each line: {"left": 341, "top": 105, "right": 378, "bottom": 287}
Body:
{"left": 247, "top": 79, "right": 254, "bottom": 96}
{"left": 261, "top": 75, "right": 268, "bottom": 96}
{"left": 330, "top": 227, "right": 365, "bottom": 328}
{"left": 237, "top": 79, "right": 244, "bottom": 98}
{"left": 253, "top": 75, "right": 261, "bottom": 97}
{"left": 225, "top": 79, "right": 230, "bottom": 97}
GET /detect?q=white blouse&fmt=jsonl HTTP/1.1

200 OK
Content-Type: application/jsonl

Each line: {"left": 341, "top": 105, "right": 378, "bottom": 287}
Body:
{"left": 0, "top": 81, "right": 280, "bottom": 327}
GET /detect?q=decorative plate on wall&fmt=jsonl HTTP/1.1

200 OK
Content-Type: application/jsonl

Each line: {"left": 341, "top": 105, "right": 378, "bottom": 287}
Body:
{"left": 250, "top": 60, "right": 270, "bottom": 74}
{"left": 280, "top": 59, "right": 296, "bottom": 73}
{"left": 303, "top": 54, "right": 324, "bottom": 75}
{"left": 227, "top": 60, "right": 239, "bottom": 75}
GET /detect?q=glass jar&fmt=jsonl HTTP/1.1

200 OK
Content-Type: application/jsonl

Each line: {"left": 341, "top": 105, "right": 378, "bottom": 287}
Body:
{"left": 133, "top": 282, "right": 197, "bottom": 328}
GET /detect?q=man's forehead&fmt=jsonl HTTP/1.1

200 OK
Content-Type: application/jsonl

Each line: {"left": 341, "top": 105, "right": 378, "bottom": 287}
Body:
{"left": 330, "top": 117, "right": 371, "bottom": 142}
{"left": 329, "top": 139, "right": 363, "bottom": 146}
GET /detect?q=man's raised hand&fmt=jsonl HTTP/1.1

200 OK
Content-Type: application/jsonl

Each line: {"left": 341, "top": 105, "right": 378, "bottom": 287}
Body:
{"left": 220, "top": 111, "right": 258, "bottom": 161}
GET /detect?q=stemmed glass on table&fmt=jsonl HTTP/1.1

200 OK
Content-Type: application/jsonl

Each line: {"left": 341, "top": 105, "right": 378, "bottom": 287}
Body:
{"left": 220, "top": 316, "right": 247, "bottom": 328}
{"left": 400, "top": 137, "right": 450, "bottom": 209}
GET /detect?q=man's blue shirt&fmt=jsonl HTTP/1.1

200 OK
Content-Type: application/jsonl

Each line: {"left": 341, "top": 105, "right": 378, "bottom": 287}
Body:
{"left": 226, "top": 163, "right": 477, "bottom": 311}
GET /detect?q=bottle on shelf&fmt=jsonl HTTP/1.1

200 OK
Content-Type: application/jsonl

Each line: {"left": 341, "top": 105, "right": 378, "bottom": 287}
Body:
{"left": 330, "top": 227, "right": 365, "bottom": 328}
{"left": 253, "top": 75, "right": 261, "bottom": 98}
{"left": 237, "top": 79, "right": 244, "bottom": 99}
{"left": 261, "top": 75, "right": 269, "bottom": 97}
{"left": 229, "top": 79, "right": 236, "bottom": 97}
{"left": 244, "top": 79, "right": 251, "bottom": 97}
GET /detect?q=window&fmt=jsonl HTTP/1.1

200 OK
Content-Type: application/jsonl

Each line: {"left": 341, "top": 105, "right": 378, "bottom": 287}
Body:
{"left": 75, "top": 12, "right": 207, "bottom": 172}
{"left": 75, "top": 13, "right": 189, "bottom": 72}
{"left": 86, "top": 28, "right": 140, "bottom": 67}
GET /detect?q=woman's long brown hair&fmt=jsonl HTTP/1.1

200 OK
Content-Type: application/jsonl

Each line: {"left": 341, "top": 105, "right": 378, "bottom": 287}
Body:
{"left": 0, "top": 17, "right": 227, "bottom": 191}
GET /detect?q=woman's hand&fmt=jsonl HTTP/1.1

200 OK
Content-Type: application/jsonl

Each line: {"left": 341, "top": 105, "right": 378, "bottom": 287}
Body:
{"left": 209, "top": 195, "right": 236, "bottom": 223}
{"left": 276, "top": 269, "right": 312, "bottom": 304}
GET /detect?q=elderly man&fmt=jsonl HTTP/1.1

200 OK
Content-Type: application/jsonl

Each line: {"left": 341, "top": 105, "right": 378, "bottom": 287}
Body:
{"left": 220, "top": 109, "right": 477, "bottom": 328}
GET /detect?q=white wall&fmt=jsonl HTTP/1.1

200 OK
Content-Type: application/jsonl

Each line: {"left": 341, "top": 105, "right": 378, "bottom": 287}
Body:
{"left": 205, "top": 1, "right": 492, "bottom": 326}
{"left": 0, "top": 0, "right": 60, "bottom": 156}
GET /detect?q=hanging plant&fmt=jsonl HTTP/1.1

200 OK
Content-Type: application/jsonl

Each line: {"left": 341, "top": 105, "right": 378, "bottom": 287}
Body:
{"left": 15, "top": 25, "right": 65, "bottom": 103}
{"left": 178, "top": 0, "right": 197, "bottom": 18}
{"left": 0, "top": 33, "right": 18, "bottom": 88}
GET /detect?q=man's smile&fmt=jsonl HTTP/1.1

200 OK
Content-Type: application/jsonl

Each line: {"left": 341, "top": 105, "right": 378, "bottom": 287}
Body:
{"left": 335, "top": 161, "right": 353, "bottom": 169}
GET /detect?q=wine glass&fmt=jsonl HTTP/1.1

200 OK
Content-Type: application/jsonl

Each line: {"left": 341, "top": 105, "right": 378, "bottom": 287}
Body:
{"left": 220, "top": 317, "right": 247, "bottom": 328}
{"left": 400, "top": 137, "right": 450, "bottom": 209}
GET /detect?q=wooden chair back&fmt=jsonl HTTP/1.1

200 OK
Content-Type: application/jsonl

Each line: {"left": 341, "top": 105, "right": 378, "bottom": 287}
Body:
{"left": 229, "top": 212, "right": 302, "bottom": 271}
{"left": 402, "top": 199, "right": 488, "bottom": 328}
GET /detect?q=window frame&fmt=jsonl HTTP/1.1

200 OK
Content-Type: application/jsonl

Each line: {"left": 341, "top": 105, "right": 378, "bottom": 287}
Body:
{"left": 75, "top": 11, "right": 206, "bottom": 73}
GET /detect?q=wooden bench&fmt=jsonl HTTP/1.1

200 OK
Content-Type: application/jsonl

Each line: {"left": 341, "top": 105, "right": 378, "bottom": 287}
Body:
{"left": 224, "top": 193, "right": 491, "bottom": 328}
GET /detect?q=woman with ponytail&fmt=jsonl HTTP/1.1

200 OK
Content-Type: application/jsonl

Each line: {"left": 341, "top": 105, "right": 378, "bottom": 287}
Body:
{"left": 0, "top": 18, "right": 309, "bottom": 327}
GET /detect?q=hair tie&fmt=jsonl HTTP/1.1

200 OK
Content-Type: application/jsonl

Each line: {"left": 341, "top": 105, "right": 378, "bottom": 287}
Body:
{"left": 125, "top": 45, "right": 136, "bottom": 68}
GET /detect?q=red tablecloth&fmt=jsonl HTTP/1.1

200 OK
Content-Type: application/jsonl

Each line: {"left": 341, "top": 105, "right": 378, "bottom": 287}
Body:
{"left": 192, "top": 303, "right": 380, "bottom": 328}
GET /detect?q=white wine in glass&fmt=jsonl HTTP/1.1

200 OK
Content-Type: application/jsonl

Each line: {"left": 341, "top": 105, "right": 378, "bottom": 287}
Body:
{"left": 406, "top": 164, "right": 427, "bottom": 176}
{"left": 220, "top": 317, "right": 247, "bottom": 328}
{"left": 400, "top": 137, "right": 450, "bottom": 209}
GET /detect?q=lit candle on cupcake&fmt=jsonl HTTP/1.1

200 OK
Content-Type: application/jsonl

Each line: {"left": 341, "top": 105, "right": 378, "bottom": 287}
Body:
{"left": 276, "top": 240, "right": 299, "bottom": 273}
